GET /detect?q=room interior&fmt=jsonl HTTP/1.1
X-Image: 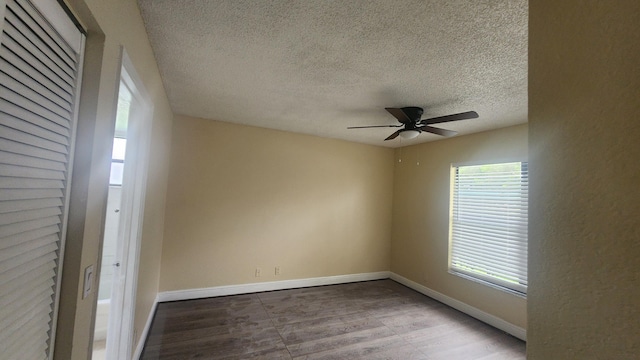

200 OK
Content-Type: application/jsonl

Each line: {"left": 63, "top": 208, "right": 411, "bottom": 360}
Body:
{"left": 47, "top": 0, "right": 638, "bottom": 359}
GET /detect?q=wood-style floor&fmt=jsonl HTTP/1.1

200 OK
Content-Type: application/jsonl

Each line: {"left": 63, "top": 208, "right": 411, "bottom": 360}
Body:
{"left": 140, "top": 280, "right": 525, "bottom": 359}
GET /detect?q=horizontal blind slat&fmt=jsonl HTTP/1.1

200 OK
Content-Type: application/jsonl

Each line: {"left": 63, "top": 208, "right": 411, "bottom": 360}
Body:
{"left": 0, "top": 295, "right": 53, "bottom": 345}
{"left": 0, "top": 232, "right": 55, "bottom": 261}
{"left": 0, "top": 46, "right": 73, "bottom": 101}
{"left": 4, "top": 8, "right": 75, "bottom": 80}
{"left": 0, "top": 84, "right": 70, "bottom": 130}
{"left": 451, "top": 240, "right": 528, "bottom": 264}
{"left": 450, "top": 260, "right": 528, "bottom": 282}
{"left": 0, "top": 138, "right": 67, "bottom": 162}
{"left": 0, "top": 122, "right": 70, "bottom": 157}
{"left": 0, "top": 250, "right": 56, "bottom": 286}
{"left": 0, "top": 32, "right": 73, "bottom": 96}
{"left": 0, "top": 214, "right": 60, "bottom": 238}
{"left": 451, "top": 250, "right": 528, "bottom": 276}
{"left": 0, "top": 150, "right": 66, "bottom": 171}
{"left": 7, "top": 0, "right": 75, "bottom": 78}
{"left": 452, "top": 268, "right": 527, "bottom": 292}
{"left": 450, "top": 262, "right": 527, "bottom": 284}
{"left": 8, "top": 337, "right": 48, "bottom": 360}
{"left": 0, "top": 58, "right": 73, "bottom": 113}
{"left": 0, "top": 264, "right": 53, "bottom": 305}
{"left": 0, "top": 231, "right": 58, "bottom": 254}
{"left": 0, "top": 177, "right": 63, "bottom": 189}
{"left": 13, "top": 0, "right": 77, "bottom": 65}
{"left": 453, "top": 214, "right": 528, "bottom": 228}
{"left": 451, "top": 233, "right": 528, "bottom": 254}
{"left": 452, "top": 223, "right": 528, "bottom": 241}
{"left": 453, "top": 196, "right": 528, "bottom": 205}
{"left": 6, "top": 321, "right": 49, "bottom": 358}
{"left": 0, "top": 68, "right": 71, "bottom": 118}
{"left": 451, "top": 242, "right": 528, "bottom": 270}
{"left": 0, "top": 242, "right": 58, "bottom": 273}
{"left": 450, "top": 265, "right": 527, "bottom": 286}
{"left": 0, "top": 97, "right": 70, "bottom": 136}
{"left": 453, "top": 221, "right": 528, "bottom": 238}
{"left": 0, "top": 163, "right": 65, "bottom": 179}
{"left": 0, "top": 206, "right": 61, "bottom": 226}
{"left": 0, "top": 281, "right": 54, "bottom": 324}
{"left": 0, "top": 197, "right": 62, "bottom": 214}
{"left": 453, "top": 199, "right": 529, "bottom": 209}
{"left": 0, "top": 110, "right": 69, "bottom": 145}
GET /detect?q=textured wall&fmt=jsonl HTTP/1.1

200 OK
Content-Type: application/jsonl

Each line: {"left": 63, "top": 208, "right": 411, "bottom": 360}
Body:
{"left": 55, "top": 0, "right": 173, "bottom": 358}
{"left": 160, "top": 116, "right": 394, "bottom": 291}
{"left": 390, "top": 125, "right": 528, "bottom": 329}
{"left": 528, "top": 0, "right": 640, "bottom": 358}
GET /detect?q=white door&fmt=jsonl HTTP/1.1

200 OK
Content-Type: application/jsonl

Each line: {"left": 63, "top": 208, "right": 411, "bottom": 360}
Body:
{"left": 97, "top": 51, "right": 153, "bottom": 360}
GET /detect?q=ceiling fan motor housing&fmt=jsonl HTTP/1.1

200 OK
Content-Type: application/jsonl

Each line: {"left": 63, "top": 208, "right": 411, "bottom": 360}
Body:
{"left": 401, "top": 107, "right": 424, "bottom": 122}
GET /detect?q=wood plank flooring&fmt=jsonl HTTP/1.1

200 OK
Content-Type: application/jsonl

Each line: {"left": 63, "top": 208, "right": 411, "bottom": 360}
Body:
{"left": 140, "top": 280, "right": 525, "bottom": 359}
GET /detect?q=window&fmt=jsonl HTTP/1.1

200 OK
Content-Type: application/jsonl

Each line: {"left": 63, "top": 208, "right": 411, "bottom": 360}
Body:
{"left": 449, "top": 161, "right": 528, "bottom": 295}
{"left": 109, "top": 81, "right": 131, "bottom": 186}
{"left": 109, "top": 137, "right": 126, "bottom": 185}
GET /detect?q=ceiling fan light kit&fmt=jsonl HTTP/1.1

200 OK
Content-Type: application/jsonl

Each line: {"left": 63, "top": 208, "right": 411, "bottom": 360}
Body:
{"left": 399, "top": 130, "right": 420, "bottom": 139}
{"left": 348, "top": 106, "right": 479, "bottom": 141}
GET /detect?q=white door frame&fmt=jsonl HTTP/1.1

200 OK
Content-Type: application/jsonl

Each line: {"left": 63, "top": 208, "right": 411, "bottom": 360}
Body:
{"left": 105, "top": 48, "right": 153, "bottom": 360}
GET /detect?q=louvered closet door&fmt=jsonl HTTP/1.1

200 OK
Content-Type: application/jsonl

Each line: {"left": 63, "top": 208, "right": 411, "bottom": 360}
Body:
{"left": 0, "top": 0, "right": 84, "bottom": 358}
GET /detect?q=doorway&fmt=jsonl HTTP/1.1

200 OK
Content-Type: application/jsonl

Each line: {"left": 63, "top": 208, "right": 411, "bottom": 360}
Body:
{"left": 93, "top": 51, "right": 152, "bottom": 360}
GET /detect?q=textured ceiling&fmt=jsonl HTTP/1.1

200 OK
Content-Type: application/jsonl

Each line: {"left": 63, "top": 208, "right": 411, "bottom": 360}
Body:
{"left": 137, "top": 0, "right": 528, "bottom": 147}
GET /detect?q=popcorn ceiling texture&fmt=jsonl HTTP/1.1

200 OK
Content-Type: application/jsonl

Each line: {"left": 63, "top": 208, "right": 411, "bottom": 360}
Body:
{"left": 137, "top": 0, "right": 527, "bottom": 147}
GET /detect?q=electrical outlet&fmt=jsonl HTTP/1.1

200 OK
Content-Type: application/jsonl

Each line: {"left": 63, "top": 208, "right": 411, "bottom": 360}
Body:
{"left": 255, "top": 268, "right": 261, "bottom": 277}
{"left": 275, "top": 266, "right": 280, "bottom": 275}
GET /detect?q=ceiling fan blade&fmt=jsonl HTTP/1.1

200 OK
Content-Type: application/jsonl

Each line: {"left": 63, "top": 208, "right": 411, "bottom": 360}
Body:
{"left": 421, "top": 111, "right": 479, "bottom": 125}
{"left": 385, "top": 108, "right": 412, "bottom": 124}
{"left": 385, "top": 129, "right": 403, "bottom": 141}
{"left": 347, "top": 124, "right": 403, "bottom": 129}
{"left": 418, "top": 125, "right": 458, "bottom": 137}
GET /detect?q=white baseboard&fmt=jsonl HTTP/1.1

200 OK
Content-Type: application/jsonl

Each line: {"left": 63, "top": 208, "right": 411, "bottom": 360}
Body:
{"left": 157, "top": 271, "right": 391, "bottom": 302}
{"left": 153, "top": 271, "right": 525, "bottom": 342}
{"left": 133, "top": 296, "right": 158, "bottom": 360}
{"left": 390, "top": 272, "right": 526, "bottom": 341}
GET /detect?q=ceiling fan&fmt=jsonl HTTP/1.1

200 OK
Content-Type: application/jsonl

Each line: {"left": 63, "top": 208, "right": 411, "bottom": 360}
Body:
{"left": 348, "top": 107, "right": 479, "bottom": 141}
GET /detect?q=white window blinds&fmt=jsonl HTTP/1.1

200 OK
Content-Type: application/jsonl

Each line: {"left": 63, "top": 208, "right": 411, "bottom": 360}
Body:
{"left": 449, "top": 162, "right": 528, "bottom": 294}
{"left": 0, "top": 0, "right": 84, "bottom": 358}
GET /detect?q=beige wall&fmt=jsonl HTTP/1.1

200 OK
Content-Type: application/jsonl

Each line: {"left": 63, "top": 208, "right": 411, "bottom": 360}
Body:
{"left": 528, "top": 0, "right": 639, "bottom": 358}
{"left": 390, "top": 124, "right": 528, "bottom": 329}
{"left": 160, "top": 116, "right": 394, "bottom": 291}
{"left": 55, "top": 0, "right": 172, "bottom": 358}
